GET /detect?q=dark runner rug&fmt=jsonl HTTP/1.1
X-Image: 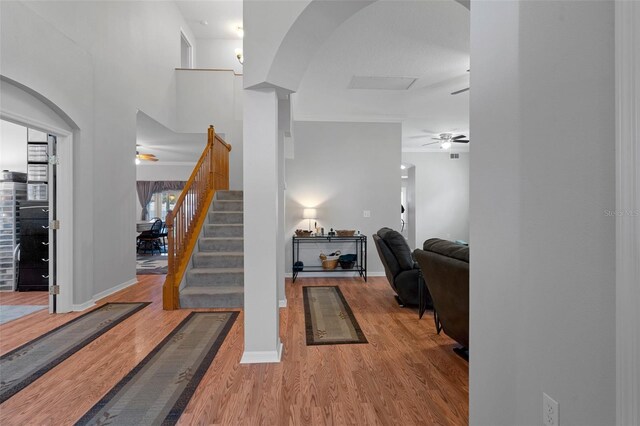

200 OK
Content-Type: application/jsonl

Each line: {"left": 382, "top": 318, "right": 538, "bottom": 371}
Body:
{"left": 76, "top": 311, "right": 238, "bottom": 426}
{"left": 0, "top": 302, "right": 150, "bottom": 403}
{"left": 303, "top": 286, "right": 368, "bottom": 346}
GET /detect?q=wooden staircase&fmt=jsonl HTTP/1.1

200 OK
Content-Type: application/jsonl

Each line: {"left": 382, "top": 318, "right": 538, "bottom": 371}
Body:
{"left": 162, "top": 125, "right": 234, "bottom": 310}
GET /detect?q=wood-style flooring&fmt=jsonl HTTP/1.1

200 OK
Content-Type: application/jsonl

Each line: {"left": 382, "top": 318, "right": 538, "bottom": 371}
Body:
{"left": 0, "top": 276, "right": 468, "bottom": 425}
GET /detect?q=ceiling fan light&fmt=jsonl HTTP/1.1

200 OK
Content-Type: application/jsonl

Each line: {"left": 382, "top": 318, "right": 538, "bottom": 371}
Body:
{"left": 135, "top": 157, "right": 141, "bottom": 165}
{"left": 441, "top": 141, "right": 452, "bottom": 150}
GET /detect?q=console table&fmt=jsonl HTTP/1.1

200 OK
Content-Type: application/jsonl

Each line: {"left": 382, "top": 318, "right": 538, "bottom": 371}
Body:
{"left": 292, "top": 235, "right": 367, "bottom": 282}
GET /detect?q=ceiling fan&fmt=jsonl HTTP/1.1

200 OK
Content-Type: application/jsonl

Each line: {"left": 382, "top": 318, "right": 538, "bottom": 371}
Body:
{"left": 451, "top": 69, "right": 470, "bottom": 95}
{"left": 421, "top": 133, "right": 469, "bottom": 149}
{"left": 135, "top": 145, "right": 158, "bottom": 163}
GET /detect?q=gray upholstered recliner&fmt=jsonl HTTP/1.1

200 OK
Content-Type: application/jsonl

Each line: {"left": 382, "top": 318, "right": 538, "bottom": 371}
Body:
{"left": 413, "top": 238, "right": 469, "bottom": 356}
{"left": 372, "top": 227, "right": 432, "bottom": 311}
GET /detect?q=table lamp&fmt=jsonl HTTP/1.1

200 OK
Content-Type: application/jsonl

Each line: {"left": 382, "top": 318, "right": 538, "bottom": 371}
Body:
{"left": 303, "top": 208, "right": 317, "bottom": 231}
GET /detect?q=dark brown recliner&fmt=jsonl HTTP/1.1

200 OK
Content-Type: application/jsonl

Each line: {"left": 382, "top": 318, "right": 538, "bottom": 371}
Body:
{"left": 372, "top": 227, "right": 432, "bottom": 312}
{"left": 413, "top": 238, "right": 469, "bottom": 354}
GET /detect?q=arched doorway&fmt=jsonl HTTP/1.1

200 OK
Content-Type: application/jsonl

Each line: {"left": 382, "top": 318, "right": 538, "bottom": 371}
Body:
{"left": 1, "top": 77, "right": 77, "bottom": 313}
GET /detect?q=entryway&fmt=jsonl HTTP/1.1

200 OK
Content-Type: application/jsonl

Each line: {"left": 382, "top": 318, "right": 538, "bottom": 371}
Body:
{"left": 0, "top": 114, "right": 73, "bottom": 315}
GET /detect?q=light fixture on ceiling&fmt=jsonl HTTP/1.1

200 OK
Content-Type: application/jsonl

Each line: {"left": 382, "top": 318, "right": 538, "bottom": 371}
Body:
{"left": 237, "top": 26, "right": 244, "bottom": 38}
{"left": 441, "top": 141, "right": 452, "bottom": 150}
{"left": 200, "top": 20, "right": 209, "bottom": 26}
{"left": 235, "top": 48, "right": 243, "bottom": 65}
{"left": 135, "top": 157, "right": 141, "bottom": 165}
{"left": 400, "top": 164, "right": 406, "bottom": 170}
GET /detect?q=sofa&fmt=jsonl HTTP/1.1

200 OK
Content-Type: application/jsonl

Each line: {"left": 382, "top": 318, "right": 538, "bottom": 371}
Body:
{"left": 413, "top": 238, "right": 469, "bottom": 356}
{"left": 372, "top": 227, "right": 432, "bottom": 313}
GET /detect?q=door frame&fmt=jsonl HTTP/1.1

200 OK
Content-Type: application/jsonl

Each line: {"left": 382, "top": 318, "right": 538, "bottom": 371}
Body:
{"left": 0, "top": 111, "right": 74, "bottom": 314}
{"left": 615, "top": 1, "right": 639, "bottom": 424}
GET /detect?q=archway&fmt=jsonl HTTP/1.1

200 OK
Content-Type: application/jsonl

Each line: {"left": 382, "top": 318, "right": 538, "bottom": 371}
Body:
{"left": 1, "top": 76, "right": 77, "bottom": 313}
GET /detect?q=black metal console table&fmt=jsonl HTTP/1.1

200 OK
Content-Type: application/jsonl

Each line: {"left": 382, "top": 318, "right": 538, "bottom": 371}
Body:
{"left": 292, "top": 235, "right": 367, "bottom": 282}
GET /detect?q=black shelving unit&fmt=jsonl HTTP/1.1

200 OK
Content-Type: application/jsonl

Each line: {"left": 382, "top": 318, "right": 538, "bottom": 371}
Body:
{"left": 292, "top": 235, "right": 367, "bottom": 282}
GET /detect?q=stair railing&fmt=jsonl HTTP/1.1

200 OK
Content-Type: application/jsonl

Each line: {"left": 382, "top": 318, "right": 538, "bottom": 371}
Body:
{"left": 163, "top": 125, "right": 231, "bottom": 310}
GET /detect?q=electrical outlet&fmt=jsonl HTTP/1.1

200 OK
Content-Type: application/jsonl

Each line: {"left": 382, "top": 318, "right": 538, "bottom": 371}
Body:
{"left": 363, "top": 210, "right": 371, "bottom": 218}
{"left": 543, "top": 393, "right": 559, "bottom": 426}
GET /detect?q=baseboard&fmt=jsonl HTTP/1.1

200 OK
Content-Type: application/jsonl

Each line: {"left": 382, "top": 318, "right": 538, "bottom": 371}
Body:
{"left": 72, "top": 300, "right": 95, "bottom": 312}
{"left": 279, "top": 298, "right": 288, "bottom": 308}
{"left": 284, "top": 271, "right": 385, "bottom": 278}
{"left": 240, "top": 341, "right": 283, "bottom": 364}
{"left": 72, "top": 278, "right": 138, "bottom": 312}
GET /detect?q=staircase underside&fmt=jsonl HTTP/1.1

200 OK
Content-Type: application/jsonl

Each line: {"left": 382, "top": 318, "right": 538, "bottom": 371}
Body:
{"left": 179, "top": 190, "right": 244, "bottom": 308}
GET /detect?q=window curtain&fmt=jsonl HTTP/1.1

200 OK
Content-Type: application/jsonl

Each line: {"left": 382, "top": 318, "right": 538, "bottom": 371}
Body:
{"left": 136, "top": 181, "right": 187, "bottom": 220}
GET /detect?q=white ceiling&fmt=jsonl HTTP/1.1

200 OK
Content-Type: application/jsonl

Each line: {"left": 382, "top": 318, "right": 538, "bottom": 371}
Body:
{"left": 176, "top": 0, "right": 243, "bottom": 40}
{"left": 292, "top": 0, "right": 470, "bottom": 152}
{"left": 136, "top": 112, "right": 207, "bottom": 164}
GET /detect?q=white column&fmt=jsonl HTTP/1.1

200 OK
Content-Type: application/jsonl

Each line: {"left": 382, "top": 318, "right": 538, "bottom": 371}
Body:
{"left": 241, "top": 87, "right": 282, "bottom": 363}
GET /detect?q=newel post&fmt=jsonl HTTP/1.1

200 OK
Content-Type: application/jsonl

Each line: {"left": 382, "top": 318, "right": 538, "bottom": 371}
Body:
{"left": 163, "top": 210, "right": 176, "bottom": 310}
{"left": 208, "top": 125, "right": 215, "bottom": 189}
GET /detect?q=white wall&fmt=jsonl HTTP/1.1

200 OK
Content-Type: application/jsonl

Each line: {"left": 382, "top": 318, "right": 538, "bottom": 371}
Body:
{"left": 0, "top": 1, "right": 197, "bottom": 305}
{"left": 470, "top": 2, "right": 615, "bottom": 425}
{"left": 176, "top": 70, "right": 243, "bottom": 189}
{"left": 0, "top": 119, "right": 27, "bottom": 172}
{"left": 402, "top": 152, "right": 469, "bottom": 248}
{"left": 285, "top": 121, "right": 401, "bottom": 275}
{"left": 196, "top": 39, "right": 243, "bottom": 74}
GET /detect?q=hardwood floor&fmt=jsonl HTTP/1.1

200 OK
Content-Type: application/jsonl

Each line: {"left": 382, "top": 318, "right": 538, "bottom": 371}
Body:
{"left": 0, "top": 291, "right": 48, "bottom": 305}
{"left": 0, "top": 276, "right": 468, "bottom": 425}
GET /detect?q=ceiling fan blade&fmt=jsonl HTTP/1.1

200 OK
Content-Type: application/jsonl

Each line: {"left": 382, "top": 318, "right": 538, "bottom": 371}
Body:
{"left": 452, "top": 135, "right": 467, "bottom": 140}
{"left": 421, "top": 141, "right": 441, "bottom": 146}
{"left": 408, "top": 135, "right": 430, "bottom": 139}
{"left": 137, "top": 153, "right": 157, "bottom": 159}
{"left": 453, "top": 140, "right": 469, "bottom": 143}
{"left": 451, "top": 87, "right": 470, "bottom": 95}
{"left": 432, "top": 137, "right": 444, "bottom": 141}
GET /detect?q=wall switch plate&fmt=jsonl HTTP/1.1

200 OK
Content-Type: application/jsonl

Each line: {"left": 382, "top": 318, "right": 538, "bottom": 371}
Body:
{"left": 543, "top": 393, "right": 559, "bottom": 426}
{"left": 363, "top": 210, "right": 371, "bottom": 218}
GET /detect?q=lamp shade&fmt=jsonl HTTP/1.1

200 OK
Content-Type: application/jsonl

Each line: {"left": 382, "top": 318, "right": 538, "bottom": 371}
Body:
{"left": 303, "top": 208, "right": 317, "bottom": 219}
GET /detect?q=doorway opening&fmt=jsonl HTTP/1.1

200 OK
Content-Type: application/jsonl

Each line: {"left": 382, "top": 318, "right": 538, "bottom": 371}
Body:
{"left": 0, "top": 116, "right": 73, "bottom": 315}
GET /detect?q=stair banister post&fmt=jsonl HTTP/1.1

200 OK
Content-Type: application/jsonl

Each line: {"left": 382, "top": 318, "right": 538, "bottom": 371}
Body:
{"left": 163, "top": 209, "right": 177, "bottom": 310}
{"left": 208, "top": 125, "right": 215, "bottom": 190}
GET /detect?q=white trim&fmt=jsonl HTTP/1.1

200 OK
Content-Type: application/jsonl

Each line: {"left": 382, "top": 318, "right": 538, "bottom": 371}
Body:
{"left": 71, "top": 278, "right": 138, "bottom": 312}
{"left": 615, "top": 1, "right": 640, "bottom": 425}
{"left": 240, "top": 342, "right": 283, "bottom": 364}
{"left": 93, "top": 278, "right": 138, "bottom": 302}
{"left": 72, "top": 300, "right": 95, "bottom": 312}
{"left": 278, "top": 298, "right": 287, "bottom": 308}
{"left": 0, "top": 110, "right": 74, "bottom": 314}
{"left": 180, "top": 28, "right": 194, "bottom": 69}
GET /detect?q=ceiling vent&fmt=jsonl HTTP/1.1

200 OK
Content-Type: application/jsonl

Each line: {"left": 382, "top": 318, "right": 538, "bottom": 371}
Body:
{"left": 348, "top": 76, "right": 417, "bottom": 91}
{"left": 450, "top": 153, "right": 460, "bottom": 160}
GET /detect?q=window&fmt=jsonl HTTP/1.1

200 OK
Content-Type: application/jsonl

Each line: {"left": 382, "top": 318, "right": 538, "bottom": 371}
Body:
{"left": 146, "top": 190, "right": 179, "bottom": 220}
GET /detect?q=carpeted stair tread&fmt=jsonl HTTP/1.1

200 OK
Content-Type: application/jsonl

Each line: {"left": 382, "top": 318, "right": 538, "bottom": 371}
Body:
{"left": 180, "top": 286, "right": 244, "bottom": 308}
{"left": 188, "top": 267, "right": 244, "bottom": 274}
{"left": 181, "top": 286, "right": 244, "bottom": 295}
{"left": 179, "top": 190, "right": 244, "bottom": 308}
{"left": 194, "top": 252, "right": 243, "bottom": 257}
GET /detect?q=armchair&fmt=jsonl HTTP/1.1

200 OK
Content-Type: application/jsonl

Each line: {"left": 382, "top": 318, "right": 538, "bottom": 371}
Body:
{"left": 372, "top": 227, "right": 432, "bottom": 313}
